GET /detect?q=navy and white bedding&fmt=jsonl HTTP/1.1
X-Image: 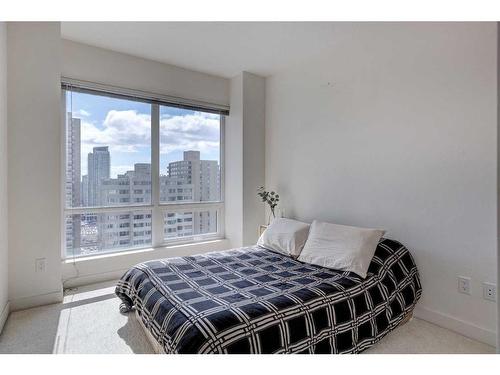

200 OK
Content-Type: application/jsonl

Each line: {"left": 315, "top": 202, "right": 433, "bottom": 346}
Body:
{"left": 116, "top": 238, "right": 421, "bottom": 354}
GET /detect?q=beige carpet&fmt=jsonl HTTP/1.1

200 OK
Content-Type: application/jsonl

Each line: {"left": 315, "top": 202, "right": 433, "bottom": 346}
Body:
{"left": 0, "top": 280, "right": 495, "bottom": 354}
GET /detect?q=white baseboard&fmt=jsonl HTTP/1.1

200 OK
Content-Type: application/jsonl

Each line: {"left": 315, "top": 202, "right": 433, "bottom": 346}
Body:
{"left": 0, "top": 301, "right": 10, "bottom": 334}
{"left": 414, "top": 305, "right": 496, "bottom": 347}
{"left": 63, "top": 269, "right": 127, "bottom": 289}
{"left": 9, "top": 290, "right": 63, "bottom": 312}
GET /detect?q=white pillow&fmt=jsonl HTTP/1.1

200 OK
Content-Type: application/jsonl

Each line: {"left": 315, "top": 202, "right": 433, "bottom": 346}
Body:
{"left": 257, "top": 218, "right": 310, "bottom": 258}
{"left": 298, "top": 220, "right": 385, "bottom": 278}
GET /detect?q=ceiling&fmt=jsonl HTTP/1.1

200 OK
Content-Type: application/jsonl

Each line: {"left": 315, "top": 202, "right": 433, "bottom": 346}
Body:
{"left": 61, "top": 22, "right": 341, "bottom": 78}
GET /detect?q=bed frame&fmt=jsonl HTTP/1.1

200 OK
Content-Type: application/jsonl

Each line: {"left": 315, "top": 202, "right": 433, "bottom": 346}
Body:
{"left": 136, "top": 310, "right": 166, "bottom": 354}
{"left": 135, "top": 309, "right": 414, "bottom": 354}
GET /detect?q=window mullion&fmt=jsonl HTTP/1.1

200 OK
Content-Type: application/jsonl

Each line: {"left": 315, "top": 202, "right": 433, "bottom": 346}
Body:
{"left": 219, "top": 116, "right": 225, "bottom": 239}
{"left": 151, "top": 103, "right": 162, "bottom": 247}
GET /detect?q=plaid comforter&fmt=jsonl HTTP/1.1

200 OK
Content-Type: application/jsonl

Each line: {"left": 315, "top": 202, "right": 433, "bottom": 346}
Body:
{"left": 116, "top": 238, "right": 421, "bottom": 354}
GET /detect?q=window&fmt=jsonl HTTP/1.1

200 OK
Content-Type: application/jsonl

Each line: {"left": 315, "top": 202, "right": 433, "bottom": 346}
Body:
{"left": 63, "top": 81, "right": 226, "bottom": 258}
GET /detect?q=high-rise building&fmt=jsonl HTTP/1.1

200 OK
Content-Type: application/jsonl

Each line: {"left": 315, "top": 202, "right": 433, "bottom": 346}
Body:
{"left": 163, "top": 151, "right": 219, "bottom": 238}
{"left": 81, "top": 174, "right": 88, "bottom": 207}
{"left": 100, "top": 163, "right": 152, "bottom": 206}
{"left": 167, "top": 150, "right": 219, "bottom": 201}
{"left": 87, "top": 146, "right": 110, "bottom": 206}
{"left": 99, "top": 163, "right": 153, "bottom": 251}
{"left": 65, "top": 115, "right": 81, "bottom": 252}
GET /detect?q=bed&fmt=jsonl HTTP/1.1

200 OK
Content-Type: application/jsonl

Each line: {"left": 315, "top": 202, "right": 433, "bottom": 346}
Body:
{"left": 116, "top": 238, "right": 421, "bottom": 354}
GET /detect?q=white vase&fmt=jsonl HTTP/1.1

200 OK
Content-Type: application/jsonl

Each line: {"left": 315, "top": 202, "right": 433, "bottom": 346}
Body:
{"left": 267, "top": 212, "right": 275, "bottom": 225}
{"left": 267, "top": 208, "right": 283, "bottom": 224}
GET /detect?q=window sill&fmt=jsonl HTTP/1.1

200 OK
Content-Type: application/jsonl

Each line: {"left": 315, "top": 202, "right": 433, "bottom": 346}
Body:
{"left": 63, "top": 238, "right": 227, "bottom": 264}
{"left": 62, "top": 238, "right": 232, "bottom": 288}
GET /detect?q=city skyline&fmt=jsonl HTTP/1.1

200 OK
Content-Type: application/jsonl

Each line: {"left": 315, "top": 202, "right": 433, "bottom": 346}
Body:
{"left": 66, "top": 115, "right": 220, "bottom": 256}
{"left": 67, "top": 90, "right": 221, "bottom": 178}
{"left": 79, "top": 145, "right": 220, "bottom": 196}
{"left": 78, "top": 146, "right": 220, "bottom": 207}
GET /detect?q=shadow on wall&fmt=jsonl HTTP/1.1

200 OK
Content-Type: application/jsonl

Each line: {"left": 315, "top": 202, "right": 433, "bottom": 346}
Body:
{"left": 0, "top": 281, "right": 152, "bottom": 354}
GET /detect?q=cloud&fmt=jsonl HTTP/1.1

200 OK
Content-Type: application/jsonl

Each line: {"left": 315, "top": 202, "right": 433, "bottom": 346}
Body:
{"left": 75, "top": 109, "right": 91, "bottom": 117}
{"left": 78, "top": 110, "right": 220, "bottom": 176}
{"left": 80, "top": 110, "right": 220, "bottom": 156}
{"left": 160, "top": 112, "right": 220, "bottom": 156}
{"left": 81, "top": 110, "right": 151, "bottom": 153}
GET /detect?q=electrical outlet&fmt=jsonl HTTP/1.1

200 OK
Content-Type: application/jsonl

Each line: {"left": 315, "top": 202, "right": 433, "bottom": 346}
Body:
{"left": 482, "top": 282, "right": 497, "bottom": 302}
{"left": 35, "top": 258, "right": 46, "bottom": 273}
{"left": 458, "top": 276, "right": 471, "bottom": 295}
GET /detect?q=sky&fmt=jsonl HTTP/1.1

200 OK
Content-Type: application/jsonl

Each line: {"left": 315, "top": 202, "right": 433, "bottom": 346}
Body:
{"left": 67, "top": 91, "right": 221, "bottom": 178}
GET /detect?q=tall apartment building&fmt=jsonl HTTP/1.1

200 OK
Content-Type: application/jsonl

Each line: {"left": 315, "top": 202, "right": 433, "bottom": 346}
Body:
{"left": 65, "top": 116, "right": 81, "bottom": 252}
{"left": 167, "top": 150, "right": 219, "bottom": 201}
{"left": 163, "top": 151, "right": 219, "bottom": 239}
{"left": 81, "top": 175, "right": 88, "bottom": 207}
{"left": 87, "top": 146, "right": 110, "bottom": 206}
{"left": 98, "top": 164, "right": 153, "bottom": 250}
{"left": 101, "top": 163, "right": 152, "bottom": 206}
{"left": 66, "top": 146, "right": 110, "bottom": 256}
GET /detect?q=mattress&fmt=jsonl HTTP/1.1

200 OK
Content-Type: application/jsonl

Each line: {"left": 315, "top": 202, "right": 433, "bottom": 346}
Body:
{"left": 116, "top": 238, "right": 421, "bottom": 354}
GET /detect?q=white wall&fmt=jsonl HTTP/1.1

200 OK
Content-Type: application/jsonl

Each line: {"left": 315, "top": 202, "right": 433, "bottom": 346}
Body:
{"left": 497, "top": 22, "right": 500, "bottom": 353}
{"left": 241, "top": 73, "right": 266, "bottom": 245}
{"left": 225, "top": 72, "right": 266, "bottom": 248}
{"left": 0, "top": 22, "right": 9, "bottom": 331}
{"left": 225, "top": 74, "right": 244, "bottom": 247}
{"left": 7, "top": 23, "right": 63, "bottom": 310}
{"left": 266, "top": 23, "right": 497, "bottom": 345}
{"left": 62, "top": 40, "right": 229, "bottom": 107}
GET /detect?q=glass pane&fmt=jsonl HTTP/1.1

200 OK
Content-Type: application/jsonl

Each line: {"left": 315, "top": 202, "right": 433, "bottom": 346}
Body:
{"left": 65, "top": 90, "right": 152, "bottom": 208}
{"left": 65, "top": 210, "right": 152, "bottom": 257}
{"left": 159, "top": 106, "right": 221, "bottom": 203}
{"left": 163, "top": 210, "right": 217, "bottom": 241}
